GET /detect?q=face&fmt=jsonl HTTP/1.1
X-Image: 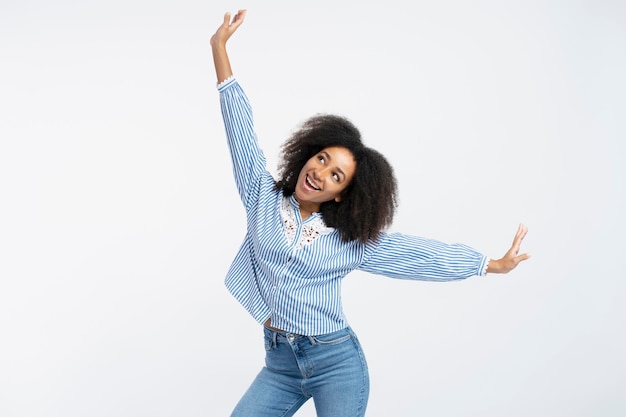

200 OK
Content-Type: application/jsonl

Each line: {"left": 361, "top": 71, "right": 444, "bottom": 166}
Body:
{"left": 294, "top": 146, "right": 357, "bottom": 213}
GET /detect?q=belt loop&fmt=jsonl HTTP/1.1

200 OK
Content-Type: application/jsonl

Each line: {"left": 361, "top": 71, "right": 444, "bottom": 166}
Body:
{"left": 272, "top": 330, "right": 278, "bottom": 349}
{"left": 307, "top": 335, "right": 316, "bottom": 346}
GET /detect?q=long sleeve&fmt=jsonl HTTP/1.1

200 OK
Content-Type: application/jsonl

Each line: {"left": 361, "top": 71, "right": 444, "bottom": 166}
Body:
{"left": 218, "top": 77, "right": 268, "bottom": 209}
{"left": 359, "top": 232, "right": 489, "bottom": 281}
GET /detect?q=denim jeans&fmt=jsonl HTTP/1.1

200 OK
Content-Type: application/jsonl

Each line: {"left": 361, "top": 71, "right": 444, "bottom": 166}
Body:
{"left": 231, "top": 325, "right": 370, "bottom": 417}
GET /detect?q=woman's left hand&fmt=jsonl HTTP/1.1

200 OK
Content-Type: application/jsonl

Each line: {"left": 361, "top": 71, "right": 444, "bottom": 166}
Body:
{"left": 487, "top": 224, "right": 530, "bottom": 274}
{"left": 210, "top": 9, "right": 247, "bottom": 49}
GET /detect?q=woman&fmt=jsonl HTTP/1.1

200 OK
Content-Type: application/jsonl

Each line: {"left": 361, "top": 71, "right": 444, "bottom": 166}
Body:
{"left": 211, "top": 10, "right": 529, "bottom": 417}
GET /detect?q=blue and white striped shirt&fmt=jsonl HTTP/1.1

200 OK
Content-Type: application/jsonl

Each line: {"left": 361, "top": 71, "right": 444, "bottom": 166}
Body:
{"left": 218, "top": 77, "right": 489, "bottom": 336}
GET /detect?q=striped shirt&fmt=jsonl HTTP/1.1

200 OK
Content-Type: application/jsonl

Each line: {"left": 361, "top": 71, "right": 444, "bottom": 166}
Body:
{"left": 218, "top": 77, "right": 489, "bottom": 336}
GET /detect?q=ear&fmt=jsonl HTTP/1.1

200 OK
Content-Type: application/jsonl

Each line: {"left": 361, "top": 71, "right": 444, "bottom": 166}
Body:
{"left": 334, "top": 196, "right": 342, "bottom": 202}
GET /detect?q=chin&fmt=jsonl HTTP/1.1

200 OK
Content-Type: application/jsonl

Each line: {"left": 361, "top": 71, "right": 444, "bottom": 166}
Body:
{"left": 293, "top": 188, "right": 306, "bottom": 203}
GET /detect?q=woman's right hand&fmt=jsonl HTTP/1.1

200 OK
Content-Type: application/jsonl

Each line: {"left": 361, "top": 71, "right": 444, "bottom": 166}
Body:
{"left": 210, "top": 9, "right": 247, "bottom": 50}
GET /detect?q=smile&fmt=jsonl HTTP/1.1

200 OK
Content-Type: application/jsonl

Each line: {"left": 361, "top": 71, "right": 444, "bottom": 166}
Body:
{"left": 306, "top": 175, "right": 321, "bottom": 191}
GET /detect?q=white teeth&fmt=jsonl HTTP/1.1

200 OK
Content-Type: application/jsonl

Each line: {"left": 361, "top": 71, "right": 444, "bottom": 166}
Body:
{"left": 306, "top": 175, "right": 320, "bottom": 190}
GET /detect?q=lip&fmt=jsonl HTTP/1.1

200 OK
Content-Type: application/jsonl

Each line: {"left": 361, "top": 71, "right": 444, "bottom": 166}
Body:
{"left": 304, "top": 174, "right": 321, "bottom": 191}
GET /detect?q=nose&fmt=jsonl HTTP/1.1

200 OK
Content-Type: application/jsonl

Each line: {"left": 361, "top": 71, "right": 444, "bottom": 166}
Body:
{"left": 312, "top": 169, "right": 323, "bottom": 181}
{"left": 315, "top": 166, "right": 332, "bottom": 180}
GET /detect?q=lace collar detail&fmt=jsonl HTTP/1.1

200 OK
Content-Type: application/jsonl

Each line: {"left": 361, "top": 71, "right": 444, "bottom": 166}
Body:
{"left": 280, "top": 196, "right": 334, "bottom": 249}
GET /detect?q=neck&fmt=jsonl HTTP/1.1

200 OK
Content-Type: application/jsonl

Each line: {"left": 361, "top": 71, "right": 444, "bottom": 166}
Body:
{"left": 294, "top": 197, "right": 319, "bottom": 220}
{"left": 299, "top": 207, "right": 313, "bottom": 221}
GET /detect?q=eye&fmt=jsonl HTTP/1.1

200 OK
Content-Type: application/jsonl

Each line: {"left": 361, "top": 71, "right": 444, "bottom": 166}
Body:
{"left": 332, "top": 173, "right": 340, "bottom": 181}
{"left": 317, "top": 155, "right": 325, "bottom": 164}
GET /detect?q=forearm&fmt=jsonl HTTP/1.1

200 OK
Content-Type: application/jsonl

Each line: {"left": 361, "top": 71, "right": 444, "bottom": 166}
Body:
{"left": 218, "top": 76, "right": 267, "bottom": 207}
{"left": 360, "top": 233, "right": 488, "bottom": 281}
{"left": 212, "top": 44, "right": 233, "bottom": 85}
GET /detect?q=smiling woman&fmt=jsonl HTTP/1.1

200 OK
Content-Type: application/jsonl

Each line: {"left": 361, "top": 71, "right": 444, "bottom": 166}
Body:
{"left": 293, "top": 146, "right": 356, "bottom": 214}
{"left": 273, "top": 113, "right": 399, "bottom": 243}
{"left": 211, "top": 9, "right": 530, "bottom": 417}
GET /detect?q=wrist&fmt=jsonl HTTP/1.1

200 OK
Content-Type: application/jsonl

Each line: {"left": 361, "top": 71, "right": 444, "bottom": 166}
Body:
{"left": 486, "top": 259, "right": 502, "bottom": 274}
{"left": 211, "top": 41, "right": 227, "bottom": 52}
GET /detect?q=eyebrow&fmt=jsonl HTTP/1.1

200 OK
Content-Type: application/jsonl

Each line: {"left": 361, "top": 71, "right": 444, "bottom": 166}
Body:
{"left": 320, "top": 151, "right": 346, "bottom": 181}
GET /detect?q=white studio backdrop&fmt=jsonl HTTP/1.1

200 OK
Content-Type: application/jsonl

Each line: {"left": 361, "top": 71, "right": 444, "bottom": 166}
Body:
{"left": 1, "top": 1, "right": 624, "bottom": 416}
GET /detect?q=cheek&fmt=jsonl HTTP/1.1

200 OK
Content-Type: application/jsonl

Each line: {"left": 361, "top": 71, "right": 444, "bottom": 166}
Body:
{"left": 332, "top": 182, "right": 349, "bottom": 196}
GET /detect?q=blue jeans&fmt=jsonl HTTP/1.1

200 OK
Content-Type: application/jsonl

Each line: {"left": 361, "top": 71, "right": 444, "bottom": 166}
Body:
{"left": 231, "top": 325, "right": 370, "bottom": 417}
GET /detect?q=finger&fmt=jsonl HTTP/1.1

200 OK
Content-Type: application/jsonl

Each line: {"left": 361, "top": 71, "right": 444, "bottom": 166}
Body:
{"left": 222, "top": 12, "right": 231, "bottom": 26}
{"left": 231, "top": 9, "right": 246, "bottom": 27}
{"left": 236, "top": 9, "right": 247, "bottom": 22}
{"left": 514, "top": 253, "right": 531, "bottom": 265}
{"left": 512, "top": 223, "right": 528, "bottom": 247}
{"left": 505, "top": 225, "right": 527, "bottom": 259}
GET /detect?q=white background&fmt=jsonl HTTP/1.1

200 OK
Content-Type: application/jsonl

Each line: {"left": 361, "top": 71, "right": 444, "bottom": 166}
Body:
{"left": 1, "top": 1, "right": 625, "bottom": 416}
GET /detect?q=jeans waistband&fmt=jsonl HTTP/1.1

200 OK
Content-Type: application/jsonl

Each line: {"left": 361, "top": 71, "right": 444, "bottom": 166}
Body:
{"left": 263, "top": 324, "right": 353, "bottom": 349}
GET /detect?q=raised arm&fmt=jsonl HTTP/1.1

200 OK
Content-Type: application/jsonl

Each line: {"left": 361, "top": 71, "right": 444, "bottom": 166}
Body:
{"left": 211, "top": 10, "right": 270, "bottom": 208}
{"left": 210, "top": 10, "right": 247, "bottom": 84}
{"left": 486, "top": 224, "right": 530, "bottom": 274}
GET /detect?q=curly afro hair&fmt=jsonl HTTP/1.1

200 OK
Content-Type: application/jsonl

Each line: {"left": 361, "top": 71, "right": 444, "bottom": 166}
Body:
{"left": 274, "top": 114, "right": 398, "bottom": 243}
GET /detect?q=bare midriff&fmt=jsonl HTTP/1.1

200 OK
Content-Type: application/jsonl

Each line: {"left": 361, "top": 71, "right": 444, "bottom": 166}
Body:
{"left": 264, "top": 318, "right": 285, "bottom": 332}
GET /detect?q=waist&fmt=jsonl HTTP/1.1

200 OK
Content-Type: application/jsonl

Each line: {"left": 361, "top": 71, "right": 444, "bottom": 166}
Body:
{"left": 263, "top": 323, "right": 356, "bottom": 350}
{"left": 264, "top": 318, "right": 285, "bottom": 332}
{"left": 264, "top": 318, "right": 353, "bottom": 338}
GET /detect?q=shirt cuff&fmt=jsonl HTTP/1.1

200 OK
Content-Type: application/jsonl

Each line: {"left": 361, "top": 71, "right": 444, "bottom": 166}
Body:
{"left": 217, "top": 75, "right": 236, "bottom": 91}
{"left": 479, "top": 256, "right": 490, "bottom": 277}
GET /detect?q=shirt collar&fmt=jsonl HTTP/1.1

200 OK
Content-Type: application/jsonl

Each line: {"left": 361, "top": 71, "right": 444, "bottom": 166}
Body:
{"left": 288, "top": 195, "right": 322, "bottom": 220}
